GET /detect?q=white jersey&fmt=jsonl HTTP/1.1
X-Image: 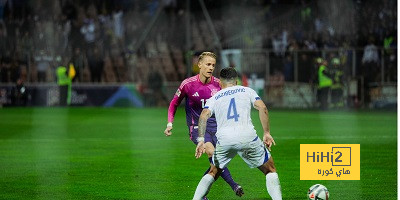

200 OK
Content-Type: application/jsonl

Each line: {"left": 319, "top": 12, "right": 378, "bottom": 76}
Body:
{"left": 204, "top": 85, "right": 261, "bottom": 145}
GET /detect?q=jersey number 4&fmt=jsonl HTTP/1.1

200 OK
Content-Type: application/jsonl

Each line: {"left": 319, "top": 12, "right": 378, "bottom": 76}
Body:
{"left": 227, "top": 98, "right": 239, "bottom": 122}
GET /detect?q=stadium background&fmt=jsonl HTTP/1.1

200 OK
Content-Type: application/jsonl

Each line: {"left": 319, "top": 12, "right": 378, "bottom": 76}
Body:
{"left": 0, "top": 0, "right": 397, "bottom": 199}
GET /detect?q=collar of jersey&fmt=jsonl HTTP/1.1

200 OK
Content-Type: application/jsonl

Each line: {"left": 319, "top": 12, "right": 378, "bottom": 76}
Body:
{"left": 197, "top": 74, "right": 214, "bottom": 85}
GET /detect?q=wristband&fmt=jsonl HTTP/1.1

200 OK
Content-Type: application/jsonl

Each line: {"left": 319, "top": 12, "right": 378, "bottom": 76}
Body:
{"left": 167, "top": 122, "right": 173, "bottom": 127}
{"left": 197, "top": 137, "right": 204, "bottom": 143}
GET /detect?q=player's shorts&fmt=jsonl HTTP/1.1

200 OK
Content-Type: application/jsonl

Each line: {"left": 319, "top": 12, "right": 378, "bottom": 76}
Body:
{"left": 189, "top": 126, "right": 217, "bottom": 146}
{"left": 212, "top": 136, "right": 270, "bottom": 169}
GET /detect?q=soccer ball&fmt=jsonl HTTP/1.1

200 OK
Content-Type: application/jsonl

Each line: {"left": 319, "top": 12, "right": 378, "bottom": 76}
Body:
{"left": 307, "top": 184, "right": 329, "bottom": 200}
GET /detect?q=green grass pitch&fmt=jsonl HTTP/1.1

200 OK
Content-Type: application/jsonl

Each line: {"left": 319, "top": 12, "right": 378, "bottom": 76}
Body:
{"left": 0, "top": 107, "right": 397, "bottom": 199}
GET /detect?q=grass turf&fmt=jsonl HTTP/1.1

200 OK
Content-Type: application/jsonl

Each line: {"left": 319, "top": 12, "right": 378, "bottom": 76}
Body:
{"left": 0, "top": 107, "right": 397, "bottom": 199}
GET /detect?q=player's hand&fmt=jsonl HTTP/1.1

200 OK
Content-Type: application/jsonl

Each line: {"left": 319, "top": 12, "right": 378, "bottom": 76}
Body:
{"left": 263, "top": 132, "right": 276, "bottom": 151}
{"left": 195, "top": 141, "right": 205, "bottom": 159}
{"left": 164, "top": 126, "right": 173, "bottom": 136}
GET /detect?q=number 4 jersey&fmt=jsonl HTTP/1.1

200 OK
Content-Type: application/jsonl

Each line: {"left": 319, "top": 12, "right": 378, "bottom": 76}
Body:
{"left": 204, "top": 85, "right": 261, "bottom": 145}
{"left": 168, "top": 74, "right": 220, "bottom": 133}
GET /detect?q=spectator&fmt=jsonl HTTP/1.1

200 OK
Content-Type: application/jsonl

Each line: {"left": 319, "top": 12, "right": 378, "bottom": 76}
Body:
{"left": 0, "top": 23, "right": 8, "bottom": 59}
{"left": 361, "top": 37, "right": 379, "bottom": 105}
{"left": 317, "top": 59, "right": 332, "bottom": 110}
{"left": 69, "top": 47, "right": 86, "bottom": 82}
{"left": 80, "top": 16, "right": 97, "bottom": 54}
{"left": 34, "top": 49, "right": 53, "bottom": 82}
{"left": 0, "top": 88, "right": 9, "bottom": 107}
{"left": 112, "top": 7, "right": 124, "bottom": 48}
{"left": 1, "top": 51, "right": 11, "bottom": 82}
{"left": 383, "top": 30, "right": 396, "bottom": 82}
{"left": 11, "top": 78, "right": 27, "bottom": 106}
{"left": 69, "top": 19, "right": 84, "bottom": 50}
{"left": 298, "top": 53, "right": 314, "bottom": 83}
{"left": 19, "top": 31, "right": 33, "bottom": 66}
{"left": 56, "top": 64, "right": 72, "bottom": 106}
{"left": 330, "top": 58, "right": 344, "bottom": 108}
{"left": 9, "top": 56, "right": 20, "bottom": 83}
{"left": 98, "top": 9, "right": 112, "bottom": 56}
{"left": 147, "top": 65, "right": 167, "bottom": 106}
{"left": 87, "top": 46, "right": 104, "bottom": 82}
{"left": 272, "top": 30, "right": 288, "bottom": 57}
{"left": 33, "top": 21, "right": 49, "bottom": 52}
{"left": 283, "top": 55, "right": 294, "bottom": 82}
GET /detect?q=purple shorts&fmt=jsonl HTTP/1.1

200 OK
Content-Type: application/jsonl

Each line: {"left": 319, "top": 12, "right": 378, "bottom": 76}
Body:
{"left": 189, "top": 127, "right": 218, "bottom": 146}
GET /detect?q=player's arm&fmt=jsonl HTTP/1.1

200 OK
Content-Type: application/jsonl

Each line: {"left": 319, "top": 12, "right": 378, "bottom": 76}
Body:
{"left": 164, "top": 86, "right": 186, "bottom": 136}
{"left": 195, "top": 108, "right": 212, "bottom": 159}
{"left": 254, "top": 99, "right": 276, "bottom": 151}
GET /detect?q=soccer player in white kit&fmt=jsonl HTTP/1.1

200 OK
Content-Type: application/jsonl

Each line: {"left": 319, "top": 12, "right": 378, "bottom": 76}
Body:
{"left": 192, "top": 67, "right": 282, "bottom": 200}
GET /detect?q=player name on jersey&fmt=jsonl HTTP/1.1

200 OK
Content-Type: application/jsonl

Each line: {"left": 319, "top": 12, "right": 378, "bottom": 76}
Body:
{"left": 215, "top": 88, "right": 246, "bottom": 100}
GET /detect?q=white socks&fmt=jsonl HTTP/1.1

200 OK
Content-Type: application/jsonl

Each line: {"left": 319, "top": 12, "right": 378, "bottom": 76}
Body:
{"left": 193, "top": 172, "right": 281, "bottom": 200}
{"left": 266, "top": 172, "right": 282, "bottom": 200}
{"left": 193, "top": 174, "right": 215, "bottom": 200}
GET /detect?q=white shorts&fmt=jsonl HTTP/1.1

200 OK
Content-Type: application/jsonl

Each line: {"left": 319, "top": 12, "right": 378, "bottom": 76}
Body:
{"left": 212, "top": 137, "right": 271, "bottom": 169}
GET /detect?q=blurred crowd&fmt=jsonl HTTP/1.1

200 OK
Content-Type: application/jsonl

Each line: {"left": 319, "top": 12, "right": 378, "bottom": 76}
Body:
{"left": 0, "top": 0, "right": 397, "bottom": 86}
{"left": 0, "top": 0, "right": 141, "bottom": 84}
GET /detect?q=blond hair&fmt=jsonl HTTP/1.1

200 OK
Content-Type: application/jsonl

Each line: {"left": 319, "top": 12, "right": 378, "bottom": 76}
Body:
{"left": 198, "top": 52, "right": 217, "bottom": 64}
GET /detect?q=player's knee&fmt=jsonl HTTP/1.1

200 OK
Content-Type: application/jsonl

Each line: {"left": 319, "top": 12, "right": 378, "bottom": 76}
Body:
{"left": 266, "top": 164, "right": 277, "bottom": 174}
{"left": 259, "top": 158, "right": 277, "bottom": 175}
{"left": 208, "top": 165, "right": 220, "bottom": 177}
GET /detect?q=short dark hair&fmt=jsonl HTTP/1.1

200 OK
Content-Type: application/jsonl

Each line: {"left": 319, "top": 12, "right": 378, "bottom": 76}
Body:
{"left": 219, "top": 67, "right": 238, "bottom": 80}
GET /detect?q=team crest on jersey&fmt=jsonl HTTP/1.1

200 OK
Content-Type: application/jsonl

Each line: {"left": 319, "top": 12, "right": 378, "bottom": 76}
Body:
{"left": 211, "top": 89, "right": 218, "bottom": 96}
{"left": 175, "top": 89, "right": 181, "bottom": 97}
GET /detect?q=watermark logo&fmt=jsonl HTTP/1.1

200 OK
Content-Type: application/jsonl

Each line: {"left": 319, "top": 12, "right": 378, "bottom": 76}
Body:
{"left": 300, "top": 144, "right": 360, "bottom": 180}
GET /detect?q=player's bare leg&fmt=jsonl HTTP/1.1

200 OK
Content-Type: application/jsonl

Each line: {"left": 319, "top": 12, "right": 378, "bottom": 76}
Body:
{"left": 258, "top": 157, "right": 282, "bottom": 200}
{"left": 204, "top": 142, "right": 243, "bottom": 197}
